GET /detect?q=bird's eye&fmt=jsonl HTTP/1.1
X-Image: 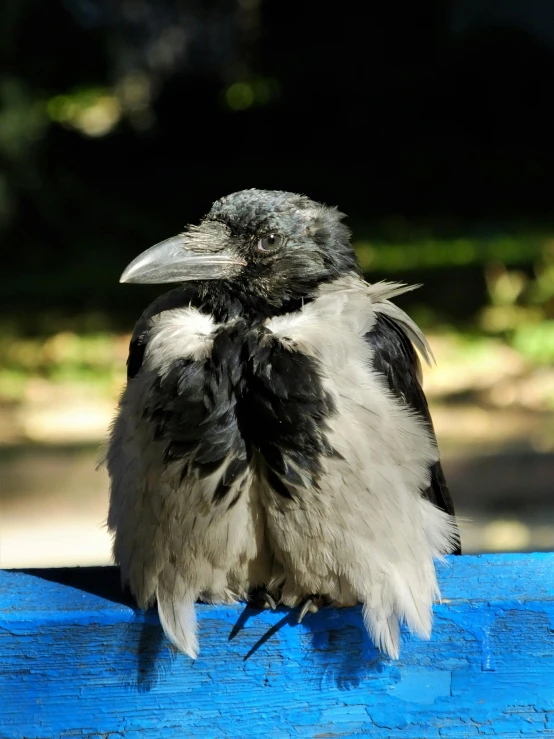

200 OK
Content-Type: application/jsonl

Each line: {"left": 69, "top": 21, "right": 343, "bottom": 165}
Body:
{"left": 257, "top": 233, "right": 282, "bottom": 252}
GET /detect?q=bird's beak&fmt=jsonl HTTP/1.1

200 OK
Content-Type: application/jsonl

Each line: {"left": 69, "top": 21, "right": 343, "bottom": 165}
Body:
{"left": 119, "top": 234, "right": 247, "bottom": 284}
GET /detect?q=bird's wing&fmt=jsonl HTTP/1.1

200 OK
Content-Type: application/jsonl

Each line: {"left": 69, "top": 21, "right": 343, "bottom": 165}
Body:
{"left": 366, "top": 288, "right": 458, "bottom": 538}
{"left": 106, "top": 290, "right": 270, "bottom": 658}
{"left": 125, "top": 287, "right": 193, "bottom": 380}
{"left": 265, "top": 276, "right": 460, "bottom": 657}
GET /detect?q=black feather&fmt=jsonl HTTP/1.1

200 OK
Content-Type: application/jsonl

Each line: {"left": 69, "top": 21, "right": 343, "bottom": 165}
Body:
{"left": 127, "top": 335, "right": 146, "bottom": 380}
{"left": 239, "top": 328, "right": 337, "bottom": 495}
{"left": 366, "top": 312, "right": 461, "bottom": 553}
{"left": 139, "top": 307, "right": 337, "bottom": 504}
{"left": 213, "top": 456, "right": 249, "bottom": 503}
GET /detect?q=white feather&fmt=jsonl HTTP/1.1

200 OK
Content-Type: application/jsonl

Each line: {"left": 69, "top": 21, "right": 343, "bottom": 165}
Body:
{"left": 145, "top": 306, "right": 218, "bottom": 375}
{"left": 266, "top": 275, "right": 458, "bottom": 658}
{"left": 157, "top": 586, "right": 199, "bottom": 659}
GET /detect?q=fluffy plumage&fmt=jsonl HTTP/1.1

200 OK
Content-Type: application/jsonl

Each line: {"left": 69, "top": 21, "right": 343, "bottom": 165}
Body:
{"left": 106, "top": 189, "right": 460, "bottom": 660}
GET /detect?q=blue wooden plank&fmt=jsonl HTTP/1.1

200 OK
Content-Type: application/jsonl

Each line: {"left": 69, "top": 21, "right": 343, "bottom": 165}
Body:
{"left": 1, "top": 553, "right": 553, "bottom": 738}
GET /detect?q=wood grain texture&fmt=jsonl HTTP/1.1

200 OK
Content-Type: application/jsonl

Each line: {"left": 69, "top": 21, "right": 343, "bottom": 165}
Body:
{"left": 1, "top": 553, "right": 553, "bottom": 738}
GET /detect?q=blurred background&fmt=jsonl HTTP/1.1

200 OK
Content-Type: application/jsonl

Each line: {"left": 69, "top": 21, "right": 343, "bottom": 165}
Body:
{"left": 1, "top": 0, "right": 554, "bottom": 568}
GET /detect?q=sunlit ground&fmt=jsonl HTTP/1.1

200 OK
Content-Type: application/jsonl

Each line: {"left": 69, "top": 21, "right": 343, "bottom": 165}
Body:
{"left": 1, "top": 327, "right": 553, "bottom": 568}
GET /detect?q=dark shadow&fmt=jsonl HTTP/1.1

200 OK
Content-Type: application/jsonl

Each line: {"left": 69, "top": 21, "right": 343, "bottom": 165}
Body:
{"left": 16, "top": 566, "right": 175, "bottom": 692}
{"left": 18, "top": 565, "right": 133, "bottom": 607}
{"left": 228, "top": 603, "right": 260, "bottom": 641}
{"left": 106, "top": 609, "right": 179, "bottom": 694}
{"left": 290, "top": 606, "right": 384, "bottom": 690}
{"left": 242, "top": 611, "right": 294, "bottom": 660}
{"left": 135, "top": 611, "right": 175, "bottom": 692}
{"left": 226, "top": 601, "right": 386, "bottom": 689}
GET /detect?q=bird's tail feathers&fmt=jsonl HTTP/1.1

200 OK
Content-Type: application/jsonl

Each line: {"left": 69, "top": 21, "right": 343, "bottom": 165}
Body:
{"left": 156, "top": 586, "right": 199, "bottom": 659}
{"left": 357, "top": 563, "right": 437, "bottom": 660}
{"left": 359, "top": 503, "right": 459, "bottom": 657}
{"left": 422, "top": 498, "right": 462, "bottom": 558}
{"left": 362, "top": 605, "right": 401, "bottom": 660}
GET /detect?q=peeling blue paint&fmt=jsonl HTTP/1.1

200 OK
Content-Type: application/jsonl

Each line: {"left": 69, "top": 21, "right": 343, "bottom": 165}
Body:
{"left": 0, "top": 553, "right": 553, "bottom": 738}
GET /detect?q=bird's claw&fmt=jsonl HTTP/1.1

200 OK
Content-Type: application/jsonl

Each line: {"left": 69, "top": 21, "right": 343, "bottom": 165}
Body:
{"left": 263, "top": 593, "right": 277, "bottom": 610}
{"left": 249, "top": 588, "right": 277, "bottom": 610}
{"left": 296, "top": 596, "right": 321, "bottom": 623}
{"left": 297, "top": 594, "right": 333, "bottom": 623}
{"left": 297, "top": 599, "right": 314, "bottom": 623}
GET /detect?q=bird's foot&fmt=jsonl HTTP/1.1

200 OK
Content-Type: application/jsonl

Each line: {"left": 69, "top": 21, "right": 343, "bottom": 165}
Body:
{"left": 249, "top": 587, "right": 277, "bottom": 611}
{"left": 297, "top": 594, "right": 331, "bottom": 623}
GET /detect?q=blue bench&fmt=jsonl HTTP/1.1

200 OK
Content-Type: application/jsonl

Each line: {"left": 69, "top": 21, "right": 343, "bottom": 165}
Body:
{"left": 1, "top": 552, "right": 553, "bottom": 738}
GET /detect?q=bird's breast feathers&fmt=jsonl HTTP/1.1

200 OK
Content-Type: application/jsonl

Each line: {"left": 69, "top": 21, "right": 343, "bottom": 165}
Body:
{"left": 131, "top": 275, "right": 444, "bottom": 511}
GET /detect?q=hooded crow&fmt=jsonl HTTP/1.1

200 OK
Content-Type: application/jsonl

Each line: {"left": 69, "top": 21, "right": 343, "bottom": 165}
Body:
{"left": 106, "top": 189, "right": 460, "bottom": 660}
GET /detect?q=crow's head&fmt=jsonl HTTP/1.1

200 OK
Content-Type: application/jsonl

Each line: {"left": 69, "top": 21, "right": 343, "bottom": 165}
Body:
{"left": 120, "top": 189, "right": 359, "bottom": 314}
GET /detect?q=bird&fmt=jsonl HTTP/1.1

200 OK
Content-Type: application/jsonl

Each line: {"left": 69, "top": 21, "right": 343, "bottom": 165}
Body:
{"left": 106, "top": 188, "right": 460, "bottom": 661}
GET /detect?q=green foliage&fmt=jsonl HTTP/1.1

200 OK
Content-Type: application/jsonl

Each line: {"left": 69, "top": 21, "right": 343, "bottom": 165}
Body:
{"left": 0, "top": 78, "right": 47, "bottom": 160}
{"left": 511, "top": 322, "right": 554, "bottom": 365}
{"left": 354, "top": 234, "right": 546, "bottom": 272}
{"left": 46, "top": 86, "right": 121, "bottom": 137}
{"left": 477, "top": 239, "right": 554, "bottom": 363}
{"left": 0, "top": 332, "right": 126, "bottom": 401}
{"left": 224, "top": 78, "right": 280, "bottom": 111}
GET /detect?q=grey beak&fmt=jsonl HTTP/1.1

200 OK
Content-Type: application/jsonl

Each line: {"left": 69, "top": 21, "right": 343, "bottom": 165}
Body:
{"left": 119, "top": 235, "right": 247, "bottom": 284}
